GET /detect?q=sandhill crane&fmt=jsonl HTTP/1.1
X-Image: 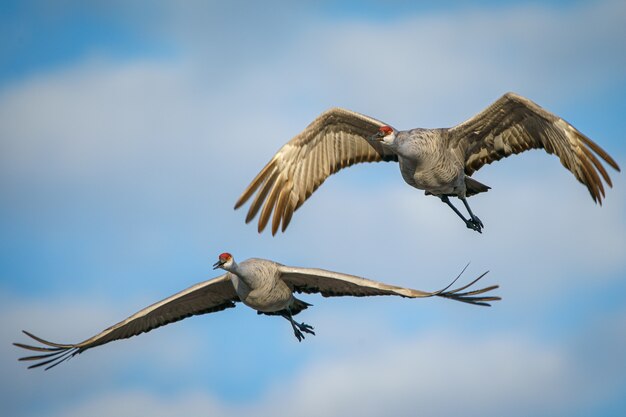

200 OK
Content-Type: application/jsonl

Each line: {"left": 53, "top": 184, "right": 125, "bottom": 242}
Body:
{"left": 235, "top": 92, "right": 620, "bottom": 234}
{"left": 15, "top": 253, "right": 499, "bottom": 370}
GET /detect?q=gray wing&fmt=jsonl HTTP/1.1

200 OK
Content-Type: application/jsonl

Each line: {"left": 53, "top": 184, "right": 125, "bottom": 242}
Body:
{"left": 235, "top": 108, "right": 398, "bottom": 235}
{"left": 14, "top": 274, "right": 238, "bottom": 370}
{"left": 447, "top": 92, "right": 620, "bottom": 203}
{"left": 278, "top": 264, "right": 499, "bottom": 304}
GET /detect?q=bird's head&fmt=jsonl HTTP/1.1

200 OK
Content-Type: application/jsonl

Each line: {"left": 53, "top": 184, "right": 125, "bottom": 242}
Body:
{"left": 213, "top": 252, "right": 234, "bottom": 270}
{"left": 370, "top": 125, "right": 397, "bottom": 146}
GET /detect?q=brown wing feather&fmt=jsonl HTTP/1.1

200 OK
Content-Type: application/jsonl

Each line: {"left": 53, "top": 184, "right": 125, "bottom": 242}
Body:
{"left": 447, "top": 92, "right": 620, "bottom": 203}
{"left": 235, "top": 108, "right": 398, "bottom": 234}
{"left": 14, "top": 275, "right": 238, "bottom": 370}
{"left": 278, "top": 265, "right": 500, "bottom": 306}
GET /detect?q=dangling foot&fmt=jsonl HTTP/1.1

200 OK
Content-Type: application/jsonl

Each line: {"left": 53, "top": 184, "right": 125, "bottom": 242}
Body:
{"left": 292, "top": 326, "right": 305, "bottom": 342}
{"left": 297, "top": 321, "right": 315, "bottom": 336}
{"left": 465, "top": 215, "right": 483, "bottom": 233}
{"left": 292, "top": 321, "right": 315, "bottom": 342}
{"left": 283, "top": 310, "right": 316, "bottom": 342}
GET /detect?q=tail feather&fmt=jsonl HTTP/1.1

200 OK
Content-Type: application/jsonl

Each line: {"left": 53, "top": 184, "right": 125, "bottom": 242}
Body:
{"left": 258, "top": 298, "right": 312, "bottom": 317}
{"left": 465, "top": 176, "right": 490, "bottom": 196}
{"left": 289, "top": 298, "right": 312, "bottom": 315}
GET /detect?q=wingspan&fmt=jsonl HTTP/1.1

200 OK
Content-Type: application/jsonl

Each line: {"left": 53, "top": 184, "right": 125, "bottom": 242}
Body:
{"left": 14, "top": 274, "right": 238, "bottom": 370}
{"left": 447, "top": 92, "right": 620, "bottom": 203}
{"left": 235, "top": 108, "right": 398, "bottom": 234}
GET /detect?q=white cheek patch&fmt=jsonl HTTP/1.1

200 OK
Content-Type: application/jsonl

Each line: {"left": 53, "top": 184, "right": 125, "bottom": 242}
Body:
{"left": 383, "top": 133, "right": 396, "bottom": 145}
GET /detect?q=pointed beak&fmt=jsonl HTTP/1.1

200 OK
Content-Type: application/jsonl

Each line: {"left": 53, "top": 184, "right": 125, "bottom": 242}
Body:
{"left": 212, "top": 260, "right": 224, "bottom": 270}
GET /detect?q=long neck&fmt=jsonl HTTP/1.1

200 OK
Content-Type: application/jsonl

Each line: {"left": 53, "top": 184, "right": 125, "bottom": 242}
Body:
{"left": 380, "top": 132, "right": 412, "bottom": 158}
{"left": 224, "top": 259, "right": 239, "bottom": 274}
{"left": 224, "top": 260, "right": 255, "bottom": 288}
{"left": 223, "top": 260, "right": 252, "bottom": 298}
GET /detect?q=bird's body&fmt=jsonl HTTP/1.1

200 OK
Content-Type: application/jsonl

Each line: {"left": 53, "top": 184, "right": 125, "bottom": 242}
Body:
{"left": 15, "top": 253, "right": 499, "bottom": 370}
{"left": 393, "top": 128, "right": 468, "bottom": 196}
{"left": 226, "top": 257, "right": 298, "bottom": 313}
{"left": 235, "top": 92, "right": 620, "bottom": 234}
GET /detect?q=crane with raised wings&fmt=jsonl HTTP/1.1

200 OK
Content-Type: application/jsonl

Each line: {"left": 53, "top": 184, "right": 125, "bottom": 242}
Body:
{"left": 235, "top": 92, "right": 620, "bottom": 234}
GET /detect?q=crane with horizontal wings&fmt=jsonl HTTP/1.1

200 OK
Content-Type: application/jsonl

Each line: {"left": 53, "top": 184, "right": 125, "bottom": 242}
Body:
{"left": 15, "top": 253, "right": 498, "bottom": 370}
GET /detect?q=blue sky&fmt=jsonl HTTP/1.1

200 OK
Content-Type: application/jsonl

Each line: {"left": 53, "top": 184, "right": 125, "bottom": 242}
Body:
{"left": 1, "top": 1, "right": 625, "bottom": 416}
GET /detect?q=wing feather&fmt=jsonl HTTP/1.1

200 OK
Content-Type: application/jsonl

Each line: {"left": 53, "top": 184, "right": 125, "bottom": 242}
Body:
{"left": 273, "top": 180, "right": 292, "bottom": 235}
{"left": 235, "top": 108, "right": 398, "bottom": 234}
{"left": 245, "top": 170, "right": 279, "bottom": 224}
{"left": 278, "top": 265, "right": 500, "bottom": 305}
{"left": 14, "top": 274, "right": 238, "bottom": 370}
{"left": 258, "top": 174, "right": 285, "bottom": 233}
{"left": 448, "top": 92, "right": 620, "bottom": 203}
{"left": 234, "top": 159, "right": 276, "bottom": 210}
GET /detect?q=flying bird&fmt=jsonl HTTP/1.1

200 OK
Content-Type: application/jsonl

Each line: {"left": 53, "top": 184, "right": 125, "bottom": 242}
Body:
{"left": 235, "top": 92, "right": 620, "bottom": 234}
{"left": 15, "top": 253, "right": 499, "bottom": 370}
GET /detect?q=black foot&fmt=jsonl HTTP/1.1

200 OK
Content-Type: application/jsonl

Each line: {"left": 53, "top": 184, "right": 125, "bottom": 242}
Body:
{"left": 293, "top": 322, "right": 315, "bottom": 342}
{"left": 298, "top": 322, "right": 315, "bottom": 335}
{"left": 293, "top": 328, "right": 304, "bottom": 342}
{"left": 465, "top": 216, "right": 484, "bottom": 233}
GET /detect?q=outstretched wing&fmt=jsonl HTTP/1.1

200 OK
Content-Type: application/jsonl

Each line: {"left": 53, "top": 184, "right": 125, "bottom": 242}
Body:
{"left": 14, "top": 274, "right": 238, "bottom": 370}
{"left": 278, "top": 264, "right": 499, "bottom": 305}
{"left": 447, "top": 92, "right": 620, "bottom": 203}
{"left": 235, "top": 108, "right": 398, "bottom": 235}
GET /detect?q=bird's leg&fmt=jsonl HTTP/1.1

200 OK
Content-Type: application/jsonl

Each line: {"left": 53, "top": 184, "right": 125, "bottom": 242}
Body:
{"left": 440, "top": 195, "right": 482, "bottom": 233}
{"left": 460, "top": 196, "right": 484, "bottom": 232}
{"left": 282, "top": 310, "right": 315, "bottom": 342}
{"left": 440, "top": 195, "right": 470, "bottom": 224}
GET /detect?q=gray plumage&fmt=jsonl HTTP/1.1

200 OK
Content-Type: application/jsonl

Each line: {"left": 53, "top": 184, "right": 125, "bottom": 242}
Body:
{"left": 14, "top": 253, "right": 499, "bottom": 370}
{"left": 235, "top": 92, "right": 620, "bottom": 234}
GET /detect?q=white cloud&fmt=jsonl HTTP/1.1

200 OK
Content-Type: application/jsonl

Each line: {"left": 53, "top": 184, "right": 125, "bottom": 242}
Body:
{"left": 0, "top": 59, "right": 206, "bottom": 181}
{"left": 235, "top": 0, "right": 626, "bottom": 127}
{"left": 48, "top": 390, "right": 226, "bottom": 417}
{"left": 27, "top": 307, "right": 626, "bottom": 417}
